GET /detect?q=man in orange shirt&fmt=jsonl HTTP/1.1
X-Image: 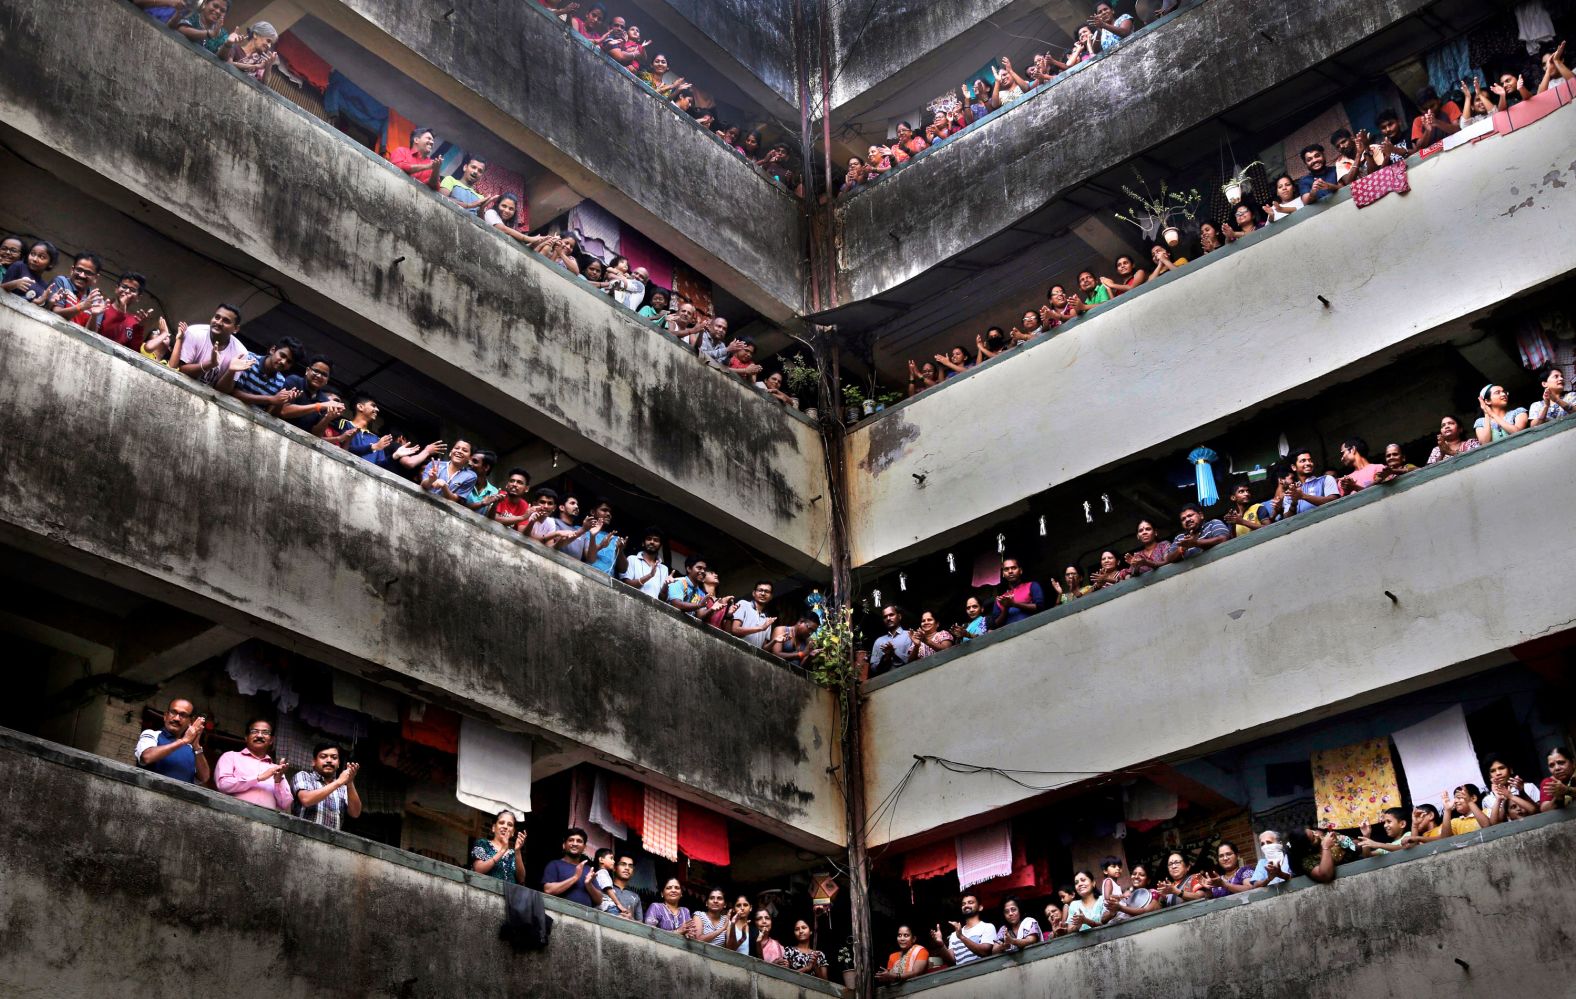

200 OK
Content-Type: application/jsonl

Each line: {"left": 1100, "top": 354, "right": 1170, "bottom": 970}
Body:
{"left": 1411, "top": 86, "right": 1462, "bottom": 146}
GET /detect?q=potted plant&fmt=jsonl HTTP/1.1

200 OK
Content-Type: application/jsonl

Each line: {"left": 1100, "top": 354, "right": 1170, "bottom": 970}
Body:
{"left": 842, "top": 383, "right": 866, "bottom": 423}
{"left": 1220, "top": 160, "right": 1265, "bottom": 206}
{"left": 781, "top": 352, "right": 820, "bottom": 409}
{"left": 876, "top": 390, "right": 904, "bottom": 412}
{"left": 1114, "top": 168, "right": 1202, "bottom": 246}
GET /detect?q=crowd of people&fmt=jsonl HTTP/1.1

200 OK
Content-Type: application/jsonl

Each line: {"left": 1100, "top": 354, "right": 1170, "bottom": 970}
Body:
{"left": 2, "top": 231, "right": 827, "bottom": 658}
{"left": 125, "top": 0, "right": 804, "bottom": 406}
{"left": 865, "top": 385, "right": 1572, "bottom": 678}
{"left": 534, "top": 0, "right": 803, "bottom": 193}
{"left": 131, "top": 697, "right": 832, "bottom": 979}
{"left": 877, "top": 744, "right": 1576, "bottom": 983}
{"left": 896, "top": 34, "right": 1572, "bottom": 395}
{"left": 841, "top": 1, "right": 1164, "bottom": 198}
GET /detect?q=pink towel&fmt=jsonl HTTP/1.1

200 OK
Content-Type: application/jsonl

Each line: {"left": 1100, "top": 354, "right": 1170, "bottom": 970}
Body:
{"left": 1352, "top": 162, "right": 1409, "bottom": 209}
{"left": 955, "top": 820, "right": 1013, "bottom": 890}
{"left": 643, "top": 787, "right": 679, "bottom": 861}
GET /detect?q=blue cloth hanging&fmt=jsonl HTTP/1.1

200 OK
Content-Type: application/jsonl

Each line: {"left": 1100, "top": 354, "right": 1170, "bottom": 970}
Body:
{"left": 1188, "top": 447, "right": 1220, "bottom": 507}
{"left": 1425, "top": 38, "right": 1484, "bottom": 101}
{"left": 323, "top": 70, "right": 389, "bottom": 137}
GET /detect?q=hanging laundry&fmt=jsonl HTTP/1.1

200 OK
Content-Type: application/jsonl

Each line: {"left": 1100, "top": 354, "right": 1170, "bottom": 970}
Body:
{"left": 401, "top": 701, "right": 460, "bottom": 754}
{"left": 1424, "top": 38, "right": 1483, "bottom": 105}
{"left": 569, "top": 201, "right": 622, "bottom": 263}
{"left": 677, "top": 801, "right": 731, "bottom": 865}
{"left": 643, "top": 788, "right": 680, "bottom": 861}
{"left": 955, "top": 820, "right": 1013, "bottom": 890}
{"left": 1515, "top": 1, "right": 1555, "bottom": 54}
{"left": 616, "top": 223, "right": 675, "bottom": 292}
{"left": 455, "top": 715, "right": 533, "bottom": 818}
{"left": 298, "top": 702, "right": 371, "bottom": 741}
{"left": 1310, "top": 737, "right": 1401, "bottom": 828}
{"left": 568, "top": 769, "right": 611, "bottom": 854}
{"left": 225, "top": 641, "right": 299, "bottom": 712}
{"left": 382, "top": 109, "right": 415, "bottom": 159}
{"left": 608, "top": 775, "right": 645, "bottom": 836}
{"left": 323, "top": 70, "right": 389, "bottom": 137}
{"left": 901, "top": 838, "right": 957, "bottom": 882}
{"left": 330, "top": 672, "right": 399, "bottom": 723}
{"left": 1351, "top": 161, "right": 1410, "bottom": 209}
{"left": 1517, "top": 319, "right": 1555, "bottom": 370}
{"left": 670, "top": 262, "right": 714, "bottom": 319}
{"left": 274, "top": 31, "right": 331, "bottom": 93}
{"left": 590, "top": 772, "right": 628, "bottom": 840}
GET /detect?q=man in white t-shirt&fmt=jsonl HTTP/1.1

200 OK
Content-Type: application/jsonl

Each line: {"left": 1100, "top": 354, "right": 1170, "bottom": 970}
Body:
{"left": 931, "top": 895, "right": 996, "bottom": 966}
{"left": 620, "top": 528, "right": 671, "bottom": 598}
{"left": 729, "top": 580, "right": 777, "bottom": 649}
{"left": 176, "top": 304, "right": 250, "bottom": 386}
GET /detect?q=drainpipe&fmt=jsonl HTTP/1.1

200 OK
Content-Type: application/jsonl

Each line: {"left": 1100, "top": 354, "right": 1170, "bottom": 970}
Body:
{"left": 794, "top": 0, "right": 822, "bottom": 312}
{"left": 817, "top": 0, "right": 838, "bottom": 310}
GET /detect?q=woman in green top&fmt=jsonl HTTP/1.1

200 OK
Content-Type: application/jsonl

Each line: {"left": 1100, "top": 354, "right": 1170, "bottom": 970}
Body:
{"left": 470, "top": 810, "right": 527, "bottom": 884}
{"left": 637, "top": 288, "right": 672, "bottom": 324}
{"left": 177, "top": 0, "right": 232, "bottom": 55}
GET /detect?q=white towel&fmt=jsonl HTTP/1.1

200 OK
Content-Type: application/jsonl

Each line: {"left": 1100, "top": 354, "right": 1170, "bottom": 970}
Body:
{"left": 1515, "top": 1, "right": 1555, "bottom": 54}
{"left": 455, "top": 716, "right": 533, "bottom": 818}
{"left": 955, "top": 820, "right": 1013, "bottom": 889}
{"left": 1391, "top": 705, "right": 1481, "bottom": 808}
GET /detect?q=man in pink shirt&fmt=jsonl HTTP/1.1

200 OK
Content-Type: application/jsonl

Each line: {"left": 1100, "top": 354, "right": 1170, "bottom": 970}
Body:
{"left": 214, "top": 718, "right": 294, "bottom": 812}
{"left": 1337, "top": 437, "right": 1397, "bottom": 495}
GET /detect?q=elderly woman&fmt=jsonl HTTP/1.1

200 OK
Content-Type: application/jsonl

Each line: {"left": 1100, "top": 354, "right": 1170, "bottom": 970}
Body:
{"left": 1474, "top": 384, "right": 1527, "bottom": 444}
{"left": 1124, "top": 520, "right": 1175, "bottom": 576}
{"left": 176, "top": 0, "right": 231, "bottom": 54}
{"left": 1540, "top": 746, "right": 1576, "bottom": 811}
{"left": 993, "top": 897, "right": 1042, "bottom": 953}
{"left": 866, "top": 145, "right": 899, "bottom": 176}
{"left": 1426, "top": 415, "right": 1480, "bottom": 463}
{"left": 893, "top": 122, "right": 929, "bottom": 159}
{"left": 1008, "top": 309, "right": 1043, "bottom": 346}
{"left": 224, "top": 20, "right": 278, "bottom": 79}
{"left": 1155, "top": 851, "right": 1210, "bottom": 906}
{"left": 644, "top": 878, "right": 693, "bottom": 933}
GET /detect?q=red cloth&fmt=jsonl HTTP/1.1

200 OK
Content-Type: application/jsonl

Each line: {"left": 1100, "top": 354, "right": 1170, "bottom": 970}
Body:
{"left": 902, "top": 838, "right": 957, "bottom": 882}
{"left": 617, "top": 224, "right": 674, "bottom": 293}
{"left": 1352, "top": 162, "right": 1409, "bottom": 209}
{"left": 1417, "top": 139, "right": 1446, "bottom": 159}
{"left": 608, "top": 775, "right": 644, "bottom": 836}
{"left": 400, "top": 702, "right": 460, "bottom": 754}
{"left": 275, "top": 32, "right": 331, "bottom": 93}
{"left": 383, "top": 109, "right": 414, "bottom": 158}
{"left": 677, "top": 801, "right": 731, "bottom": 865}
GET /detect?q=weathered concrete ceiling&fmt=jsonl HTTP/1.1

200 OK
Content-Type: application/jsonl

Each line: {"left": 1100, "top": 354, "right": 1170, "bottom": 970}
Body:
{"left": 0, "top": 302, "right": 845, "bottom": 849}
{"left": 830, "top": 0, "right": 1490, "bottom": 307}
{"left": 841, "top": 115, "right": 1576, "bottom": 567}
{"left": 0, "top": 0, "right": 832, "bottom": 573}
{"left": 631, "top": 0, "right": 804, "bottom": 119}
{"left": 310, "top": 0, "right": 808, "bottom": 322}
{"left": 862, "top": 415, "right": 1576, "bottom": 846}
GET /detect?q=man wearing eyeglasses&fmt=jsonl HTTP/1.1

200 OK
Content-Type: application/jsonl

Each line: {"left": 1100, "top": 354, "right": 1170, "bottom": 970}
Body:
{"left": 729, "top": 580, "right": 778, "bottom": 649}
{"left": 214, "top": 717, "right": 294, "bottom": 812}
{"left": 133, "top": 697, "right": 211, "bottom": 785}
{"left": 46, "top": 251, "right": 106, "bottom": 321}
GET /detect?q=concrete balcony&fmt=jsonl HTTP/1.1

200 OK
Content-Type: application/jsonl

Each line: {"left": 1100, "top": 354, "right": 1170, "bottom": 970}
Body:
{"left": 832, "top": 0, "right": 1463, "bottom": 306}
{"left": 0, "top": 301, "right": 843, "bottom": 849}
{"left": 860, "top": 413, "right": 1576, "bottom": 848}
{"left": 884, "top": 807, "right": 1576, "bottom": 996}
{"left": 843, "top": 107, "right": 1576, "bottom": 567}
{"left": 310, "top": 0, "right": 807, "bottom": 322}
{"left": 634, "top": 0, "right": 801, "bottom": 119}
{"left": 0, "top": 0, "right": 830, "bottom": 573}
{"left": 0, "top": 727, "right": 845, "bottom": 997}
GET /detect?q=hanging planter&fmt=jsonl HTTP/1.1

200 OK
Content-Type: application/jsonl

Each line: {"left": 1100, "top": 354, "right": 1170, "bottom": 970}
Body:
{"left": 1220, "top": 161, "right": 1265, "bottom": 206}
{"left": 1113, "top": 168, "right": 1201, "bottom": 244}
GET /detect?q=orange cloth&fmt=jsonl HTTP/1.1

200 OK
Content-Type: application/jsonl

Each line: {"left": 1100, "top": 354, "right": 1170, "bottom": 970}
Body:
{"left": 885, "top": 946, "right": 930, "bottom": 977}
{"left": 901, "top": 838, "right": 957, "bottom": 881}
{"left": 677, "top": 800, "right": 731, "bottom": 865}
{"left": 383, "top": 109, "right": 414, "bottom": 158}
{"left": 275, "top": 32, "right": 331, "bottom": 93}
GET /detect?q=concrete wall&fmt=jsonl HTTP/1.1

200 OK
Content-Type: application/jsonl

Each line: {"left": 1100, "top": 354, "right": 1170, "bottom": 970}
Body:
{"left": 0, "top": 728, "right": 843, "bottom": 999}
{"left": 310, "top": 0, "right": 807, "bottom": 321}
{"left": 833, "top": 0, "right": 1434, "bottom": 303}
{"left": 861, "top": 415, "right": 1576, "bottom": 847}
{"left": 0, "top": 0, "right": 831, "bottom": 573}
{"left": 826, "top": 0, "right": 1031, "bottom": 116}
{"left": 637, "top": 0, "right": 802, "bottom": 116}
{"left": 0, "top": 301, "right": 844, "bottom": 849}
{"left": 844, "top": 113, "right": 1576, "bottom": 566}
{"left": 888, "top": 807, "right": 1576, "bottom": 996}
